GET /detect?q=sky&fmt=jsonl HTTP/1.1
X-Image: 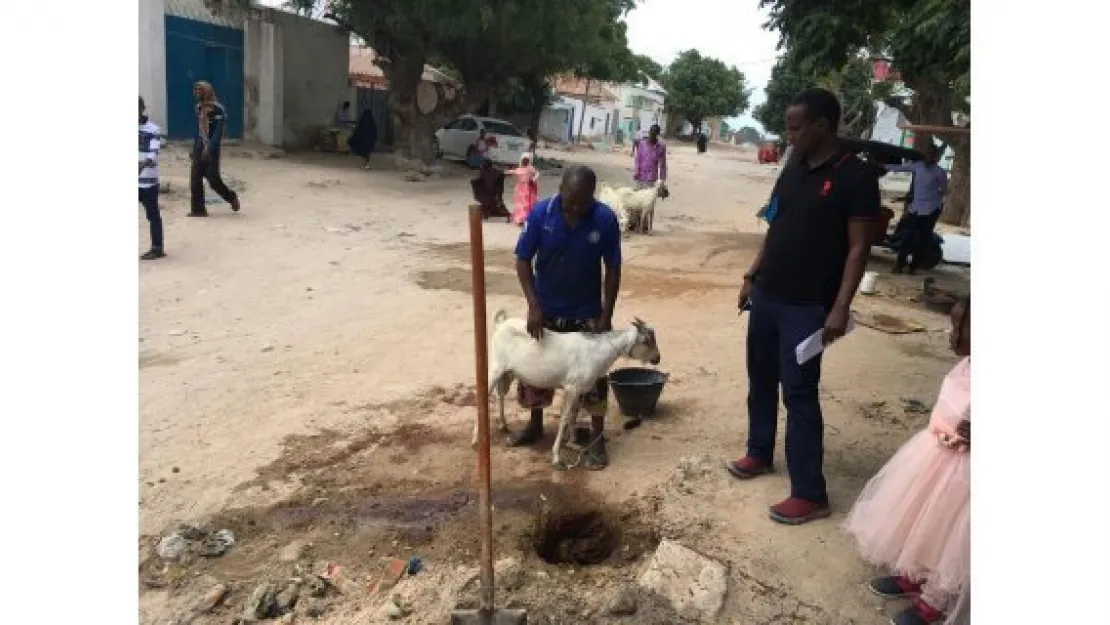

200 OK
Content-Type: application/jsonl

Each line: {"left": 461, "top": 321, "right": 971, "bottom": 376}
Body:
{"left": 623, "top": 0, "right": 782, "bottom": 132}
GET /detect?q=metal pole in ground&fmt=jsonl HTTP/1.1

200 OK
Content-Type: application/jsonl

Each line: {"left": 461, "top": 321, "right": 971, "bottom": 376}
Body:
{"left": 452, "top": 205, "right": 527, "bottom": 625}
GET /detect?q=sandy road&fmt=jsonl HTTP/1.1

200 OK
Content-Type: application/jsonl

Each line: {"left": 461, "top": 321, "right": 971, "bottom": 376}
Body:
{"left": 139, "top": 141, "right": 968, "bottom": 624}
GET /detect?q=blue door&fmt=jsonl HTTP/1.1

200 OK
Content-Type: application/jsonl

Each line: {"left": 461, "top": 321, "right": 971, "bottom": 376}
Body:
{"left": 164, "top": 15, "right": 244, "bottom": 140}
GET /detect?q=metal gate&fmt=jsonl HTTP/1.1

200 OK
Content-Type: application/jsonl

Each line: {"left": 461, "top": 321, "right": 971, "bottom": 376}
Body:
{"left": 356, "top": 87, "right": 392, "bottom": 146}
{"left": 164, "top": 15, "right": 244, "bottom": 140}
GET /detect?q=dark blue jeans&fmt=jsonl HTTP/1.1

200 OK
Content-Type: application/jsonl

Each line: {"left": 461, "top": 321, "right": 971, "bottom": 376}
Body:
{"left": 139, "top": 186, "right": 163, "bottom": 250}
{"left": 745, "top": 287, "right": 828, "bottom": 503}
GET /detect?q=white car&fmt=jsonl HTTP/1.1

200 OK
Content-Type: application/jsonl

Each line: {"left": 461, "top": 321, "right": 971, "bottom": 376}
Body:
{"left": 434, "top": 115, "right": 528, "bottom": 166}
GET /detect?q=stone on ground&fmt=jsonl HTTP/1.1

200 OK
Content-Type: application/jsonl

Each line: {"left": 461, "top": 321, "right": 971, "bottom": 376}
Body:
{"left": 637, "top": 539, "right": 728, "bottom": 622}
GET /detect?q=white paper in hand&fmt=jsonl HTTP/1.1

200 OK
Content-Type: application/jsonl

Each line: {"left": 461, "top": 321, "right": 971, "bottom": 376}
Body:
{"left": 795, "top": 318, "right": 856, "bottom": 365}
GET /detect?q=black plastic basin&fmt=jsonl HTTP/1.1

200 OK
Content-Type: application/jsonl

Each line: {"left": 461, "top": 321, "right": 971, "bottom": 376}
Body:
{"left": 608, "top": 367, "right": 668, "bottom": 417}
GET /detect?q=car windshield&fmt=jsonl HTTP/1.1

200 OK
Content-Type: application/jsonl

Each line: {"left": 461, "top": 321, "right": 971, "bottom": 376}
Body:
{"left": 481, "top": 121, "right": 523, "bottom": 137}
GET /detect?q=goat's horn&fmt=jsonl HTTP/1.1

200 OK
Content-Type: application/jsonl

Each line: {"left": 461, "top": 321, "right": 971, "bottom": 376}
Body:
{"left": 633, "top": 317, "right": 644, "bottom": 325}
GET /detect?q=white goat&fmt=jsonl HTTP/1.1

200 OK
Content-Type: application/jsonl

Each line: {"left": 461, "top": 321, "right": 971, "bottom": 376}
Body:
{"left": 617, "top": 179, "right": 665, "bottom": 234}
{"left": 597, "top": 183, "right": 629, "bottom": 232}
{"left": 475, "top": 310, "right": 662, "bottom": 468}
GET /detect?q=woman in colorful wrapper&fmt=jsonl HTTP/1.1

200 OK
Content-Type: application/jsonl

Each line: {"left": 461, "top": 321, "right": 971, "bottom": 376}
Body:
{"left": 843, "top": 296, "right": 971, "bottom": 625}
{"left": 505, "top": 154, "right": 539, "bottom": 226}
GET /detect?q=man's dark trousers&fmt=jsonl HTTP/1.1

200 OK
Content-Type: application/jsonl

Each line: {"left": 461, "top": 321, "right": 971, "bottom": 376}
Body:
{"left": 896, "top": 212, "right": 937, "bottom": 270}
{"left": 745, "top": 287, "right": 828, "bottom": 504}
{"left": 190, "top": 149, "right": 238, "bottom": 213}
{"left": 139, "top": 186, "right": 164, "bottom": 250}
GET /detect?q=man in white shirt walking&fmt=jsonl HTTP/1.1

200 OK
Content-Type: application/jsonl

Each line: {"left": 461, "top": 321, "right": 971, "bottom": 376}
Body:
{"left": 139, "top": 96, "right": 165, "bottom": 260}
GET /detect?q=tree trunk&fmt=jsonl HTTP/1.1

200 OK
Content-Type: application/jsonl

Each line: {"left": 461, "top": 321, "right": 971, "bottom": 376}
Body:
{"left": 940, "top": 135, "right": 970, "bottom": 227}
{"left": 383, "top": 57, "right": 436, "bottom": 163}
{"left": 904, "top": 79, "right": 969, "bottom": 227}
{"left": 664, "top": 110, "right": 682, "bottom": 138}
{"left": 528, "top": 104, "right": 543, "bottom": 140}
{"left": 905, "top": 80, "right": 952, "bottom": 150}
{"left": 524, "top": 76, "right": 547, "bottom": 140}
{"left": 383, "top": 57, "right": 490, "bottom": 164}
{"left": 576, "top": 79, "right": 592, "bottom": 144}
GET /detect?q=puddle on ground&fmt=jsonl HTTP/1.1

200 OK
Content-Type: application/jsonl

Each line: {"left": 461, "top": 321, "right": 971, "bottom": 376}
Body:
{"left": 414, "top": 246, "right": 734, "bottom": 298}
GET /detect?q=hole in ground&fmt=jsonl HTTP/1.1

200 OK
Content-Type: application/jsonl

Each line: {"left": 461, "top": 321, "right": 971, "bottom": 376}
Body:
{"left": 532, "top": 509, "right": 620, "bottom": 566}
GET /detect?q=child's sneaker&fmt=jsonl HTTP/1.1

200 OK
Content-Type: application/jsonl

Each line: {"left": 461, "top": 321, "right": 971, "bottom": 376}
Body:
{"left": 890, "top": 599, "right": 945, "bottom": 625}
{"left": 868, "top": 575, "right": 921, "bottom": 599}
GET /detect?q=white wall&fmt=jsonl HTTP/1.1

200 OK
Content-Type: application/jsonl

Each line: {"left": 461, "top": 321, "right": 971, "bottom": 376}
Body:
{"left": 139, "top": 0, "right": 167, "bottom": 126}
{"left": 561, "top": 96, "right": 614, "bottom": 141}
{"left": 244, "top": 9, "right": 348, "bottom": 148}
{"left": 870, "top": 102, "right": 909, "bottom": 146}
{"left": 277, "top": 11, "right": 349, "bottom": 147}
{"left": 244, "top": 18, "right": 284, "bottom": 146}
{"left": 538, "top": 107, "right": 571, "bottom": 142}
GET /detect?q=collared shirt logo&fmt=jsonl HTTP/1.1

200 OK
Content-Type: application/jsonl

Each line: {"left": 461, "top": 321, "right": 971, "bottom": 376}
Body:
{"left": 819, "top": 179, "right": 833, "bottom": 197}
{"left": 588, "top": 230, "right": 601, "bottom": 244}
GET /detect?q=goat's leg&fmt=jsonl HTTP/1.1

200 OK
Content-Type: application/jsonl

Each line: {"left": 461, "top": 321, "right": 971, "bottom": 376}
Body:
{"left": 474, "top": 371, "right": 508, "bottom": 447}
{"left": 494, "top": 375, "right": 511, "bottom": 433}
{"left": 552, "top": 391, "right": 580, "bottom": 469}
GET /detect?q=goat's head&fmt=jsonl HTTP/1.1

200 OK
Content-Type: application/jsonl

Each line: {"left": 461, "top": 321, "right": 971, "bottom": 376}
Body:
{"left": 628, "top": 317, "right": 661, "bottom": 365}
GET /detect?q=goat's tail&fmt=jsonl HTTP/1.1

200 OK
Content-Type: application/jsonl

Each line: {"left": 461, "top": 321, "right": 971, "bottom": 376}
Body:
{"left": 493, "top": 309, "right": 509, "bottom": 327}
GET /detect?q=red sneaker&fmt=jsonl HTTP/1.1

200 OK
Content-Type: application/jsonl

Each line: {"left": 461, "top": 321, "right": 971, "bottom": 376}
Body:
{"left": 723, "top": 457, "right": 773, "bottom": 479}
{"left": 768, "top": 497, "right": 830, "bottom": 525}
{"left": 869, "top": 575, "right": 922, "bottom": 598}
{"left": 890, "top": 599, "right": 945, "bottom": 624}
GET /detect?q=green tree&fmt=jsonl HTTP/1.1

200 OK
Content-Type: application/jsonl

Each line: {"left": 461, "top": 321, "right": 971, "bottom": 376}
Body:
{"left": 756, "top": 52, "right": 880, "bottom": 139}
{"left": 494, "top": 74, "right": 555, "bottom": 136}
{"left": 759, "top": 0, "right": 971, "bottom": 225}
{"left": 209, "top": 0, "right": 640, "bottom": 162}
{"left": 753, "top": 53, "right": 810, "bottom": 137}
{"left": 662, "top": 50, "right": 751, "bottom": 135}
{"left": 632, "top": 54, "right": 664, "bottom": 82}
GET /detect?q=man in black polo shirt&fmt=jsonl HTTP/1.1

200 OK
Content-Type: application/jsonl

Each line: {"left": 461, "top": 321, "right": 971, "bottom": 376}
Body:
{"left": 726, "top": 88, "right": 879, "bottom": 525}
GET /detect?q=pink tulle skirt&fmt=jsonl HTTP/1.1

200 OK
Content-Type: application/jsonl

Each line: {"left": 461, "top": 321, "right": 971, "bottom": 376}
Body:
{"left": 843, "top": 429, "right": 970, "bottom": 596}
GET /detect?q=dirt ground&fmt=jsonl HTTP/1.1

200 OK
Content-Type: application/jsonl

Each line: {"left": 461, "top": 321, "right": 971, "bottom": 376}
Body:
{"left": 139, "top": 141, "right": 970, "bottom": 624}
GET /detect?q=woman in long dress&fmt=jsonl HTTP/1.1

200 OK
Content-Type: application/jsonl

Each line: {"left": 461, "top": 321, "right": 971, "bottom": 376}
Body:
{"left": 347, "top": 109, "right": 378, "bottom": 170}
{"left": 505, "top": 154, "right": 539, "bottom": 226}
{"left": 843, "top": 296, "right": 971, "bottom": 625}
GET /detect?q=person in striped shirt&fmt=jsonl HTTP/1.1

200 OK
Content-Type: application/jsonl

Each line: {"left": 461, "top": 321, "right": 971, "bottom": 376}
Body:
{"left": 139, "top": 96, "right": 165, "bottom": 260}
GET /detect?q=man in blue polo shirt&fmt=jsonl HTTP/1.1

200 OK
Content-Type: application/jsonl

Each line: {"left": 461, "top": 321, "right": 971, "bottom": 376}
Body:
{"left": 510, "top": 166, "right": 622, "bottom": 469}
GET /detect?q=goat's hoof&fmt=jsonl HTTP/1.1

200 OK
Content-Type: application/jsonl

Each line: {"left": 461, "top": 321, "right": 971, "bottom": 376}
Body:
{"left": 552, "top": 459, "right": 568, "bottom": 471}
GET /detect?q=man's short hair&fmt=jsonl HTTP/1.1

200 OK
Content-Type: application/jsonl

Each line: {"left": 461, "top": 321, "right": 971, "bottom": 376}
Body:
{"left": 790, "top": 88, "right": 842, "bottom": 132}
{"left": 563, "top": 165, "right": 597, "bottom": 191}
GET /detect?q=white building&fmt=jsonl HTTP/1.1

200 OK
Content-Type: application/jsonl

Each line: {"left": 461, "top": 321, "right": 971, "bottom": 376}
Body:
{"left": 552, "top": 76, "right": 621, "bottom": 142}
{"left": 612, "top": 79, "right": 667, "bottom": 138}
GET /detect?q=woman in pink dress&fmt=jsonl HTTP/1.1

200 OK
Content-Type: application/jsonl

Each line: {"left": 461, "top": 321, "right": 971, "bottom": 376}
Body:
{"left": 505, "top": 154, "right": 539, "bottom": 226}
{"left": 844, "top": 296, "right": 971, "bottom": 625}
